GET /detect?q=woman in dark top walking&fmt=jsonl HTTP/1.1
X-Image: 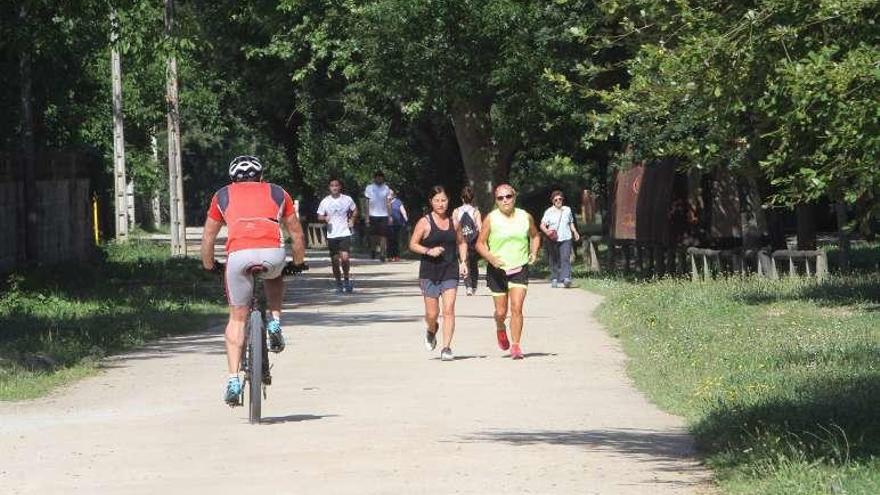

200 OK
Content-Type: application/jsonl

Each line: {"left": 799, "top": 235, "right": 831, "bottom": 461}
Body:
{"left": 408, "top": 186, "right": 468, "bottom": 361}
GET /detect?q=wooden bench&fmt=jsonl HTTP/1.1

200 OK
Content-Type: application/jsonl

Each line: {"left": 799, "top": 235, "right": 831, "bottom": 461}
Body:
{"left": 306, "top": 223, "right": 327, "bottom": 249}
{"left": 766, "top": 249, "right": 828, "bottom": 280}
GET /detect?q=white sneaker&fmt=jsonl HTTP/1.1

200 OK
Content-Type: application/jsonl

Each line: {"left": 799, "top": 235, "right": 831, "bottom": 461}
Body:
{"left": 465, "top": 287, "right": 474, "bottom": 296}
{"left": 440, "top": 347, "right": 454, "bottom": 361}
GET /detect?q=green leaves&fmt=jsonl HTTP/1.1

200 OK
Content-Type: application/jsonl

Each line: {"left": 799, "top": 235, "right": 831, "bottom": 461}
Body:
{"left": 585, "top": 0, "right": 880, "bottom": 208}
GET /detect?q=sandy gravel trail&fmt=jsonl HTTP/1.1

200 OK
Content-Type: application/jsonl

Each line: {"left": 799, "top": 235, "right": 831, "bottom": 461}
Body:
{"left": 0, "top": 255, "right": 711, "bottom": 494}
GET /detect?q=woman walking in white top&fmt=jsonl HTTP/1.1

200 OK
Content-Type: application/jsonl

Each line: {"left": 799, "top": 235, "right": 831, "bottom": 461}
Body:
{"left": 452, "top": 185, "right": 481, "bottom": 295}
{"left": 540, "top": 190, "right": 580, "bottom": 288}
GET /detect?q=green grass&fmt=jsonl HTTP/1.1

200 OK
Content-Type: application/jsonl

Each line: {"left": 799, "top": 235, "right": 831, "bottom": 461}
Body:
{"left": 583, "top": 274, "right": 880, "bottom": 494}
{"left": 0, "top": 240, "right": 226, "bottom": 400}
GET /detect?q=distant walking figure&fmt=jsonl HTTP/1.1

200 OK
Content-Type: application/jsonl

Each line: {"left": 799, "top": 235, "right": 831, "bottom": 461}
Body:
{"left": 364, "top": 170, "right": 392, "bottom": 262}
{"left": 541, "top": 190, "right": 580, "bottom": 288}
{"left": 409, "top": 186, "right": 469, "bottom": 361}
{"left": 452, "top": 186, "right": 482, "bottom": 295}
{"left": 317, "top": 178, "right": 358, "bottom": 293}
{"left": 475, "top": 184, "right": 541, "bottom": 360}
{"left": 388, "top": 189, "right": 408, "bottom": 262}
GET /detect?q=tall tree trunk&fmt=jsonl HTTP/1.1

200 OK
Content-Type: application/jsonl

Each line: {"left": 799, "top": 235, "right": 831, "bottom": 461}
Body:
{"left": 18, "top": 5, "right": 38, "bottom": 262}
{"left": 165, "top": 0, "right": 186, "bottom": 256}
{"left": 449, "top": 98, "right": 518, "bottom": 211}
{"left": 111, "top": 9, "right": 129, "bottom": 241}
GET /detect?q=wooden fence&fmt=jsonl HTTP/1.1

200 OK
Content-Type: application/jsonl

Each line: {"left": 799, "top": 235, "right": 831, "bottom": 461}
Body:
{"left": 0, "top": 153, "right": 95, "bottom": 271}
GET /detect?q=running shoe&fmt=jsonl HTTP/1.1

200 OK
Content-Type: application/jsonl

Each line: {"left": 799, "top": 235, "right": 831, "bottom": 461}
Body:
{"left": 563, "top": 278, "right": 572, "bottom": 288}
{"left": 344, "top": 280, "right": 354, "bottom": 293}
{"left": 551, "top": 279, "right": 558, "bottom": 288}
{"left": 425, "top": 328, "right": 438, "bottom": 351}
{"left": 335, "top": 281, "right": 344, "bottom": 294}
{"left": 496, "top": 328, "right": 510, "bottom": 351}
{"left": 465, "top": 287, "right": 474, "bottom": 296}
{"left": 510, "top": 343, "right": 524, "bottom": 360}
{"left": 440, "top": 347, "right": 454, "bottom": 361}
{"left": 267, "top": 319, "right": 285, "bottom": 353}
{"left": 224, "top": 376, "right": 242, "bottom": 406}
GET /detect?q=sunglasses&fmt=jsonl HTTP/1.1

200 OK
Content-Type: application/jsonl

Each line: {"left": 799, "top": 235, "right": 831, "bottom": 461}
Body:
{"left": 495, "top": 194, "right": 515, "bottom": 201}
{"left": 553, "top": 197, "right": 563, "bottom": 202}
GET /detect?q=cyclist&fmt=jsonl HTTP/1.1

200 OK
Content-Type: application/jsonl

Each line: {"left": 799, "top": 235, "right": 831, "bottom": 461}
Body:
{"left": 201, "top": 155, "right": 306, "bottom": 405}
{"left": 317, "top": 178, "right": 358, "bottom": 293}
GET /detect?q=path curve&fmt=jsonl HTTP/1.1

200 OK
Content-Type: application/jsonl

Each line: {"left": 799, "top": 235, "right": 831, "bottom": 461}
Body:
{"left": 0, "top": 256, "right": 712, "bottom": 494}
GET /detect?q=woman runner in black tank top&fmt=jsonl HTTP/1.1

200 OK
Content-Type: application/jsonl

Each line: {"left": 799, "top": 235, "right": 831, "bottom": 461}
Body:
{"left": 408, "top": 186, "right": 468, "bottom": 361}
{"left": 419, "top": 212, "right": 458, "bottom": 281}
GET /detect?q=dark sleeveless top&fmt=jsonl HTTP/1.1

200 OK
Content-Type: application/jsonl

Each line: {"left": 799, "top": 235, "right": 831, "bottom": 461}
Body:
{"left": 418, "top": 213, "right": 458, "bottom": 281}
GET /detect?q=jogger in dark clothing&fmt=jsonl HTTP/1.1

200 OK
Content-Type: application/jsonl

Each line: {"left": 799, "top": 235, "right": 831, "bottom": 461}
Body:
{"left": 452, "top": 186, "right": 482, "bottom": 296}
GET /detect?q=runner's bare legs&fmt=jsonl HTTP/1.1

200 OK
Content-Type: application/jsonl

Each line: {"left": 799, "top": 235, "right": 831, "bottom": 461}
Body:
{"left": 439, "top": 288, "right": 457, "bottom": 348}
{"left": 508, "top": 287, "right": 527, "bottom": 344}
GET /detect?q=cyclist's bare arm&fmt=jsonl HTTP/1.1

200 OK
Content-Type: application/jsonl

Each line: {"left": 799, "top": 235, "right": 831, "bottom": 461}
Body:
{"left": 201, "top": 217, "right": 223, "bottom": 270}
{"left": 283, "top": 212, "right": 306, "bottom": 265}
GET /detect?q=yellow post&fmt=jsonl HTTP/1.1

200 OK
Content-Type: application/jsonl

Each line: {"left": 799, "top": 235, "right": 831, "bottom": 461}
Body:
{"left": 92, "top": 194, "right": 100, "bottom": 245}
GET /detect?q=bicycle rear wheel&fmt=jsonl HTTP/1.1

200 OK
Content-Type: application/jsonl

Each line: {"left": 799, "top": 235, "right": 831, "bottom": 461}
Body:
{"left": 247, "top": 310, "right": 264, "bottom": 424}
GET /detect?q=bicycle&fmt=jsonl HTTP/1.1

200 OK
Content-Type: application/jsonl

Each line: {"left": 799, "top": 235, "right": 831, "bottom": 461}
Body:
{"left": 215, "top": 259, "right": 308, "bottom": 424}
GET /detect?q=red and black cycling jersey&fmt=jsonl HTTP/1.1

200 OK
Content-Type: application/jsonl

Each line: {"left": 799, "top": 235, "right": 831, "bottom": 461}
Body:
{"left": 207, "top": 182, "right": 295, "bottom": 254}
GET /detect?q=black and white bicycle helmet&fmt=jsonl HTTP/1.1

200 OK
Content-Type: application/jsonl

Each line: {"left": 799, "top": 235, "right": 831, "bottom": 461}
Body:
{"left": 228, "top": 155, "right": 263, "bottom": 182}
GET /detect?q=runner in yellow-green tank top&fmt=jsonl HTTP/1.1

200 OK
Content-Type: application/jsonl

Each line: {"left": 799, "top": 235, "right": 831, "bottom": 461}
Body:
{"left": 475, "top": 184, "right": 541, "bottom": 360}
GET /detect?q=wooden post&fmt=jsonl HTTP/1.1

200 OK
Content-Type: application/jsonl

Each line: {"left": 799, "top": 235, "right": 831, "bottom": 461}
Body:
{"left": 150, "top": 134, "right": 162, "bottom": 229}
{"left": 816, "top": 250, "right": 829, "bottom": 280}
{"left": 835, "top": 202, "right": 850, "bottom": 272}
{"left": 165, "top": 0, "right": 186, "bottom": 256}
{"left": 18, "top": 5, "right": 38, "bottom": 262}
{"left": 111, "top": 9, "right": 129, "bottom": 241}
{"left": 588, "top": 238, "right": 600, "bottom": 273}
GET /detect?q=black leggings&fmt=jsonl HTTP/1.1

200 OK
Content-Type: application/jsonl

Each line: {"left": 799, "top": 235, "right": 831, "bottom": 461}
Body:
{"left": 463, "top": 247, "right": 479, "bottom": 289}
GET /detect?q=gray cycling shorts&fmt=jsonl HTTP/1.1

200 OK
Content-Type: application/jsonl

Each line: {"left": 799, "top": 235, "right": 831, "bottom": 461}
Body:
{"left": 225, "top": 247, "right": 286, "bottom": 306}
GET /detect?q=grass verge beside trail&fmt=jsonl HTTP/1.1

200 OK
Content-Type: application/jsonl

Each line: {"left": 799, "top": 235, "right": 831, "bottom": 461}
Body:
{"left": 583, "top": 275, "right": 880, "bottom": 495}
{"left": 0, "top": 241, "right": 226, "bottom": 401}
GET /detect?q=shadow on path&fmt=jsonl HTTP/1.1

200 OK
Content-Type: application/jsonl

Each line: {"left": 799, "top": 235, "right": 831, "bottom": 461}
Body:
{"left": 259, "top": 413, "right": 338, "bottom": 425}
{"left": 458, "top": 428, "right": 704, "bottom": 479}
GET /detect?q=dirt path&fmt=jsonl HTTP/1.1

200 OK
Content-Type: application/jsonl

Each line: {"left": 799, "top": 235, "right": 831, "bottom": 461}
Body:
{"left": 0, "top": 256, "right": 712, "bottom": 494}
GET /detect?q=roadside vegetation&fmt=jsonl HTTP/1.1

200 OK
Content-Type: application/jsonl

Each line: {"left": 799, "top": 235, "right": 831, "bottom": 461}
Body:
{"left": 583, "top": 273, "right": 880, "bottom": 494}
{"left": 0, "top": 241, "right": 225, "bottom": 400}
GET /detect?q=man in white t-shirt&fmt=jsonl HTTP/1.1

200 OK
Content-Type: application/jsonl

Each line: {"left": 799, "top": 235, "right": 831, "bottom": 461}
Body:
{"left": 363, "top": 170, "right": 391, "bottom": 262}
{"left": 317, "top": 178, "right": 359, "bottom": 293}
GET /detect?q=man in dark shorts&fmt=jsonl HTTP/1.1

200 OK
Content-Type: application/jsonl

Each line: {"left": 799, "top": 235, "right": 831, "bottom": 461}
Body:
{"left": 364, "top": 170, "right": 391, "bottom": 262}
{"left": 317, "top": 178, "right": 358, "bottom": 293}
